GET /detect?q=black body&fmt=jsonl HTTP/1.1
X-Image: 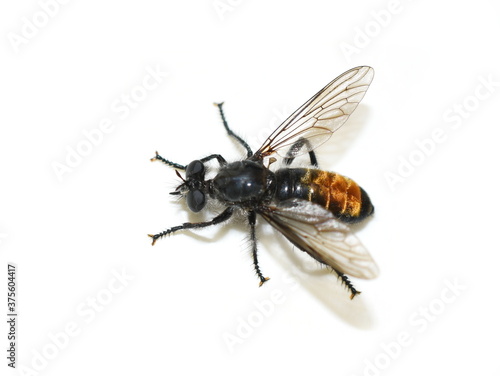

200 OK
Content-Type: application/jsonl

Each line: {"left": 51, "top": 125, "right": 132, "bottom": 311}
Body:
{"left": 210, "top": 161, "right": 276, "bottom": 207}
{"left": 149, "top": 66, "right": 376, "bottom": 299}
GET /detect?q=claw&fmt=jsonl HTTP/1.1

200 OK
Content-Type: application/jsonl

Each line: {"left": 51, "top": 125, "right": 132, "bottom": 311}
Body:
{"left": 148, "top": 234, "right": 157, "bottom": 246}
{"left": 350, "top": 291, "right": 361, "bottom": 300}
{"left": 150, "top": 151, "right": 159, "bottom": 162}
{"left": 258, "top": 277, "right": 270, "bottom": 287}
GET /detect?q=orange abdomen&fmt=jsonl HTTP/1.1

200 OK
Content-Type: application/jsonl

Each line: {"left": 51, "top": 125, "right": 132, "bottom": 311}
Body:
{"left": 274, "top": 168, "right": 374, "bottom": 223}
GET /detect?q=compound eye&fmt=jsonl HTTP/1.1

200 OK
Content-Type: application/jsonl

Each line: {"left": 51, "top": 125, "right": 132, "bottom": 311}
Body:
{"left": 185, "top": 160, "right": 205, "bottom": 179}
{"left": 187, "top": 189, "right": 206, "bottom": 212}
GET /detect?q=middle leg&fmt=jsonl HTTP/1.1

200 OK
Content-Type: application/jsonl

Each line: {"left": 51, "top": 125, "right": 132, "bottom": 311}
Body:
{"left": 248, "top": 210, "right": 270, "bottom": 286}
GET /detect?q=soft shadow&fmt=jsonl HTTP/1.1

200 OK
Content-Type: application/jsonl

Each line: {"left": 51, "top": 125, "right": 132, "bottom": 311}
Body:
{"left": 258, "top": 223, "right": 376, "bottom": 330}
{"left": 319, "top": 104, "right": 372, "bottom": 168}
{"left": 262, "top": 104, "right": 376, "bottom": 328}
{"left": 162, "top": 198, "right": 376, "bottom": 328}
{"left": 157, "top": 104, "right": 377, "bottom": 328}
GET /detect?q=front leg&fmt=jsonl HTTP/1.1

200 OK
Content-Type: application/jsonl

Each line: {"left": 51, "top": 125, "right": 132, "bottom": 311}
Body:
{"left": 151, "top": 151, "right": 186, "bottom": 170}
{"left": 200, "top": 154, "right": 227, "bottom": 166}
{"left": 148, "top": 207, "right": 233, "bottom": 245}
{"left": 151, "top": 151, "right": 227, "bottom": 169}
{"left": 248, "top": 211, "right": 270, "bottom": 286}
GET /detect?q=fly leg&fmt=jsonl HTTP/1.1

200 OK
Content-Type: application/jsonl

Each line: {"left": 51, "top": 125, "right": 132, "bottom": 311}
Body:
{"left": 337, "top": 272, "right": 361, "bottom": 300}
{"left": 200, "top": 154, "right": 227, "bottom": 166}
{"left": 214, "top": 102, "right": 253, "bottom": 158}
{"left": 284, "top": 137, "right": 319, "bottom": 167}
{"left": 248, "top": 211, "right": 270, "bottom": 286}
{"left": 148, "top": 207, "right": 234, "bottom": 245}
{"left": 151, "top": 151, "right": 227, "bottom": 169}
{"left": 150, "top": 151, "right": 186, "bottom": 170}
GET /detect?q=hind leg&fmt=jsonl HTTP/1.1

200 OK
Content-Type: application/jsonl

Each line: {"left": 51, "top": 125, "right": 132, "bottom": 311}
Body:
{"left": 284, "top": 137, "right": 319, "bottom": 167}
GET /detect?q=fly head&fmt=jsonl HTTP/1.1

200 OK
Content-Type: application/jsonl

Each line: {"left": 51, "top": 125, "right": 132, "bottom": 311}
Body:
{"left": 170, "top": 160, "right": 207, "bottom": 212}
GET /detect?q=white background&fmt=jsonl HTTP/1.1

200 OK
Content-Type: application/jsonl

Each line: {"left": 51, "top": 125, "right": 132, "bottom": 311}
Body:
{"left": 1, "top": 1, "right": 500, "bottom": 375}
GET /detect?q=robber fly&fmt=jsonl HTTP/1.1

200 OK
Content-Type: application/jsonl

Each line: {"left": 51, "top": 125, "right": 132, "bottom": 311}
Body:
{"left": 149, "top": 66, "right": 378, "bottom": 299}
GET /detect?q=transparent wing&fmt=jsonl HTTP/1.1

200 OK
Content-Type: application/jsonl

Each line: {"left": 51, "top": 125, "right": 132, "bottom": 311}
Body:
{"left": 253, "top": 66, "right": 374, "bottom": 159}
{"left": 259, "top": 198, "right": 378, "bottom": 279}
